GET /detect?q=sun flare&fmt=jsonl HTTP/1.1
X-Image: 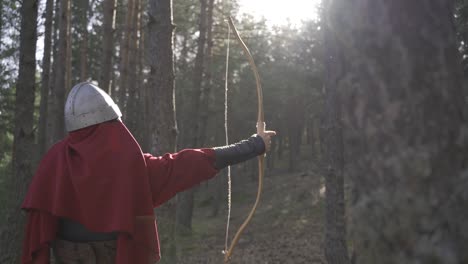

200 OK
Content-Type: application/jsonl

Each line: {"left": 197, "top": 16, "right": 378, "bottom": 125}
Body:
{"left": 238, "top": 0, "right": 321, "bottom": 26}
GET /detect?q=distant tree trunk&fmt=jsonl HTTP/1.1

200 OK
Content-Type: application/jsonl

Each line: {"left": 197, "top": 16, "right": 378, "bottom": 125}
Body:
{"left": 46, "top": 0, "right": 60, "bottom": 148}
{"left": 0, "top": 0, "right": 3, "bottom": 49}
{"left": 100, "top": 0, "right": 117, "bottom": 93}
{"left": 175, "top": 0, "right": 208, "bottom": 236}
{"left": 79, "top": 0, "right": 89, "bottom": 81}
{"left": 189, "top": 0, "right": 208, "bottom": 148}
{"left": 138, "top": 3, "right": 148, "bottom": 150}
{"left": 175, "top": 30, "right": 190, "bottom": 149}
{"left": 287, "top": 96, "right": 304, "bottom": 172}
{"left": 320, "top": 1, "right": 350, "bottom": 262}
{"left": 52, "top": 0, "right": 71, "bottom": 140}
{"left": 197, "top": 0, "right": 215, "bottom": 147}
{"left": 205, "top": 0, "right": 219, "bottom": 216}
{"left": 277, "top": 133, "right": 283, "bottom": 160}
{"left": 65, "top": 0, "right": 72, "bottom": 91}
{"left": 267, "top": 140, "right": 274, "bottom": 169}
{"left": 125, "top": 0, "right": 140, "bottom": 135}
{"left": 147, "top": 0, "right": 176, "bottom": 155}
{"left": 0, "top": 0, "right": 38, "bottom": 262}
{"left": 333, "top": 1, "right": 468, "bottom": 263}
{"left": 148, "top": 0, "right": 177, "bottom": 260}
{"left": 38, "top": 0, "right": 54, "bottom": 156}
{"left": 118, "top": 0, "right": 135, "bottom": 108}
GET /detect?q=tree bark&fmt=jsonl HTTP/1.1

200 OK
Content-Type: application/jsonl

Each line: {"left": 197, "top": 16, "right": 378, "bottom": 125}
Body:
{"left": 52, "top": 0, "right": 70, "bottom": 140}
{"left": 189, "top": 0, "right": 208, "bottom": 148}
{"left": 118, "top": 0, "right": 136, "bottom": 108}
{"left": 0, "top": 0, "right": 38, "bottom": 262}
{"left": 125, "top": 0, "right": 140, "bottom": 135}
{"left": 46, "top": 0, "right": 60, "bottom": 148}
{"left": 197, "top": 0, "right": 215, "bottom": 147}
{"left": 321, "top": 1, "right": 350, "bottom": 262}
{"left": 65, "top": 0, "right": 72, "bottom": 92}
{"left": 79, "top": 0, "right": 89, "bottom": 81}
{"left": 38, "top": 0, "right": 54, "bottom": 156}
{"left": 0, "top": 0, "right": 3, "bottom": 50}
{"left": 333, "top": 1, "right": 468, "bottom": 263}
{"left": 175, "top": 0, "right": 208, "bottom": 236}
{"left": 148, "top": 0, "right": 178, "bottom": 261}
{"left": 137, "top": 0, "right": 147, "bottom": 148}
{"left": 138, "top": 1, "right": 148, "bottom": 150}
{"left": 287, "top": 96, "right": 304, "bottom": 172}
{"left": 147, "top": 0, "right": 177, "bottom": 155}
{"left": 100, "top": 0, "right": 117, "bottom": 94}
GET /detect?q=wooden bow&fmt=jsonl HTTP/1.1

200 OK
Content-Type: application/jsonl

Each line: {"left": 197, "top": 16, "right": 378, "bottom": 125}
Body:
{"left": 224, "top": 16, "right": 265, "bottom": 263}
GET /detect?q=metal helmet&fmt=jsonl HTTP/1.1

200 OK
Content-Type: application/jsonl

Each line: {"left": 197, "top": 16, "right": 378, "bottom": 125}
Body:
{"left": 65, "top": 82, "right": 122, "bottom": 132}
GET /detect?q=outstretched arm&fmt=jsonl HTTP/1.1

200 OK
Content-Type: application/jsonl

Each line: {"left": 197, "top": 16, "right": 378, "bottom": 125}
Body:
{"left": 145, "top": 132, "right": 276, "bottom": 208}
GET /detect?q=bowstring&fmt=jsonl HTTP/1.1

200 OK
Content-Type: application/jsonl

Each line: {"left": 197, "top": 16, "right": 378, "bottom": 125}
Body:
{"left": 223, "top": 21, "right": 232, "bottom": 255}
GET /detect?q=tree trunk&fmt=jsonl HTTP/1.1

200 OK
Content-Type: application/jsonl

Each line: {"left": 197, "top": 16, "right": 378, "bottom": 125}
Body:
{"left": 38, "top": 0, "right": 54, "bottom": 156}
{"left": 287, "top": 96, "right": 304, "bottom": 172}
{"left": 189, "top": 0, "right": 208, "bottom": 148}
{"left": 175, "top": 31, "right": 190, "bottom": 149}
{"left": 45, "top": 0, "right": 60, "bottom": 148}
{"left": 52, "top": 0, "right": 70, "bottom": 140}
{"left": 137, "top": 0, "right": 147, "bottom": 149}
{"left": 125, "top": 0, "right": 140, "bottom": 135}
{"left": 333, "top": 1, "right": 468, "bottom": 263}
{"left": 0, "top": 0, "right": 3, "bottom": 50}
{"left": 197, "top": 0, "right": 215, "bottom": 147}
{"left": 118, "top": 0, "right": 135, "bottom": 108}
{"left": 147, "top": 0, "right": 176, "bottom": 155}
{"left": 175, "top": 0, "right": 208, "bottom": 237}
{"left": 79, "top": 0, "right": 89, "bottom": 81}
{"left": 65, "top": 0, "right": 72, "bottom": 92}
{"left": 148, "top": 0, "right": 177, "bottom": 261}
{"left": 0, "top": 0, "right": 38, "bottom": 262}
{"left": 100, "top": 0, "right": 117, "bottom": 94}
{"left": 321, "top": 1, "right": 350, "bottom": 263}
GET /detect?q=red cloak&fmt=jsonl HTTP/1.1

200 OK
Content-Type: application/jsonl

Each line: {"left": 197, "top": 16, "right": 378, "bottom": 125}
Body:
{"left": 21, "top": 120, "right": 218, "bottom": 263}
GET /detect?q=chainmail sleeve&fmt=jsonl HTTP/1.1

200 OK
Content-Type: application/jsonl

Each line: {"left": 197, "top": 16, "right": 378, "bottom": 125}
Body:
{"left": 213, "top": 134, "right": 265, "bottom": 170}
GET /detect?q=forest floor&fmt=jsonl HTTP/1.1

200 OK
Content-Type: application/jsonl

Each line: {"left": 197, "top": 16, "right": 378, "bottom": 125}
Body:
{"left": 175, "top": 161, "right": 326, "bottom": 264}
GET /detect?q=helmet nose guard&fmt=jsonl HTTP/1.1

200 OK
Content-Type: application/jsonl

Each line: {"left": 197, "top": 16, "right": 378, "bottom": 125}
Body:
{"left": 65, "top": 82, "right": 122, "bottom": 132}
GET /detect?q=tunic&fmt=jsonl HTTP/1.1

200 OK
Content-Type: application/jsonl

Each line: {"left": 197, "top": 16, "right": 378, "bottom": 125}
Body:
{"left": 21, "top": 120, "right": 219, "bottom": 264}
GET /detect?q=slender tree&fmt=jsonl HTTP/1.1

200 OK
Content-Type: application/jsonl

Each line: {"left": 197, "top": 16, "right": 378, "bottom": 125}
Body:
{"left": 147, "top": 0, "right": 177, "bottom": 154}
{"left": 138, "top": 0, "right": 148, "bottom": 149}
{"left": 189, "top": 0, "right": 208, "bottom": 148}
{"left": 333, "top": 1, "right": 468, "bottom": 263}
{"left": 45, "top": 0, "right": 60, "bottom": 148}
{"left": 118, "top": 0, "right": 136, "bottom": 107}
{"left": 320, "top": 0, "right": 350, "bottom": 262}
{"left": 38, "top": 0, "right": 54, "bottom": 156}
{"left": 65, "top": 0, "right": 72, "bottom": 91}
{"left": 125, "top": 0, "right": 141, "bottom": 135}
{"left": 79, "top": 0, "right": 90, "bottom": 81}
{"left": 286, "top": 96, "right": 304, "bottom": 172}
{"left": 52, "top": 0, "right": 71, "bottom": 141}
{"left": 148, "top": 0, "right": 178, "bottom": 260}
{"left": 0, "top": 0, "right": 38, "bottom": 261}
{"left": 198, "top": 0, "right": 215, "bottom": 146}
{"left": 176, "top": 0, "right": 208, "bottom": 235}
{"left": 100, "top": 0, "right": 117, "bottom": 93}
{"left": 0, "top": 0, "right": 3, "bottom": 50}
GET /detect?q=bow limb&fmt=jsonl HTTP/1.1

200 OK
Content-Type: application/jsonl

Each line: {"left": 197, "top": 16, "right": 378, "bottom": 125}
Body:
{"left": 224, "top": 16, "right": 265, "bottom": 263}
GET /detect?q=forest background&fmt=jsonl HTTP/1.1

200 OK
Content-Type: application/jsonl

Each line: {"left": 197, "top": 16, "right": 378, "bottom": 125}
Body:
{"left": 1, "top": 0, "right": 468, "bottom": 263}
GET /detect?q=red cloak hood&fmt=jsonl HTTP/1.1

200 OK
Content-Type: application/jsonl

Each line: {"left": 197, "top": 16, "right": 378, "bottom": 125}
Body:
{"left": 22, "top": 120, "right": 158, "bottom": 263}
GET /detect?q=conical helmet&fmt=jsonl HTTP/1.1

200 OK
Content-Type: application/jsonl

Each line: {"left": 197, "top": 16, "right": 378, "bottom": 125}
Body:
{"left": 65, "top": 82, "right": 122, "bottom": 132}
